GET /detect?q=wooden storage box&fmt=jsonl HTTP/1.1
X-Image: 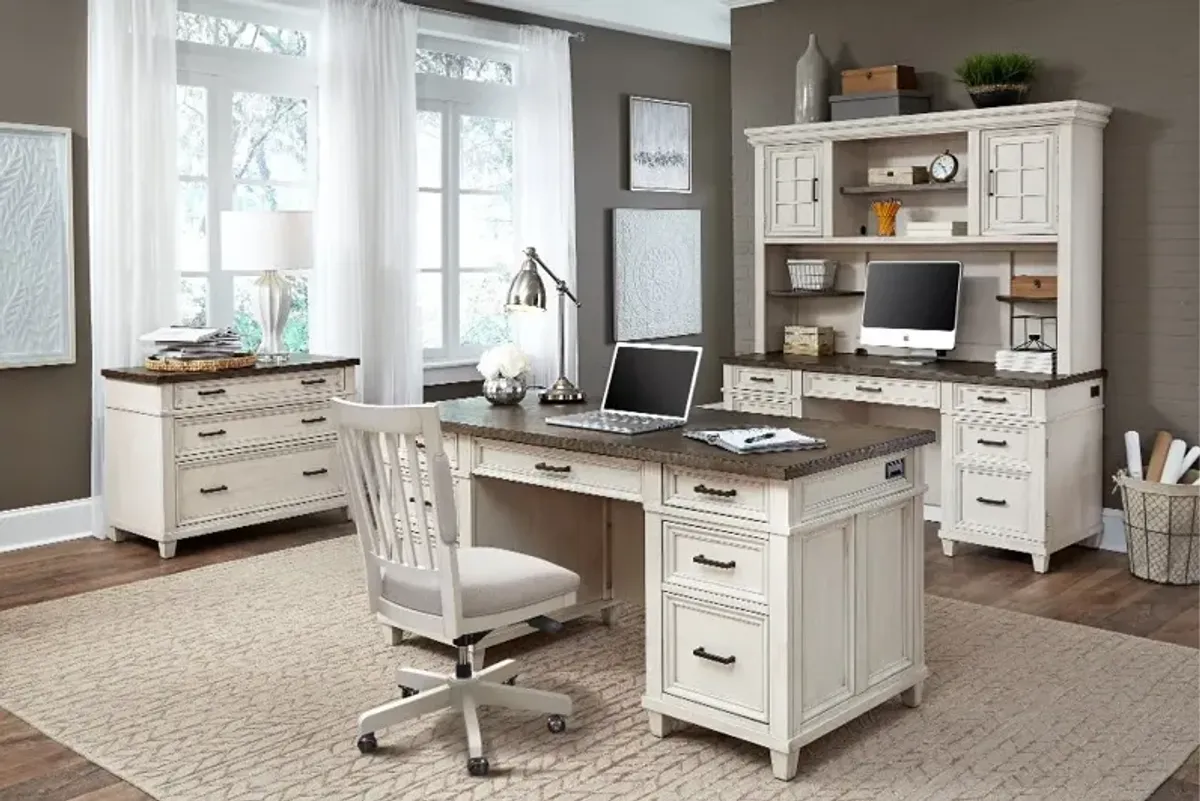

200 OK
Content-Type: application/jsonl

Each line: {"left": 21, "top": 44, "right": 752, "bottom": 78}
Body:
{"left": 841, "top": 65, "right": 918, "bottom": 94}
{"left": 830, "top": 91, "right": 931, "bottom": 121}
{"left": 1010, "top": 275, "right": 1058, "bottom": 299}
{"left": 784, "top": 325, "right": 835, "bottom": 356}
{"left": 868, "top": 166, "right": 929, "bottom": 186}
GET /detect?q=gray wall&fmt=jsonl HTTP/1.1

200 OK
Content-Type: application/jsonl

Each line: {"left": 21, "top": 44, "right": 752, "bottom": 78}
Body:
{"left": 731, "top": 0, "right": 1199, "bottom": 488}
{"left": 0, "top": 0, "right": 92, "bottom": 512}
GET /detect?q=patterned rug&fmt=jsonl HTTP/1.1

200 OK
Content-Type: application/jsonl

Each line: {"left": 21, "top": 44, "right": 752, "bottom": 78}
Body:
{"left": 0, "top": 536, "right": 1195, "bottom": 801}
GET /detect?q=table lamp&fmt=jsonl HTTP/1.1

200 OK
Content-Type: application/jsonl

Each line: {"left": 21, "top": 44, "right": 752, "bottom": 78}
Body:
{"left": 219, "top": 210, "right": 312, "bottom": 363}
{"left": 505, "top": 246, "right": 585, "bottom": 404}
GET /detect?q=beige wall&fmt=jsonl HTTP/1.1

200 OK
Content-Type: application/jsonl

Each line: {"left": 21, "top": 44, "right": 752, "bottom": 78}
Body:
{"left": 730, "top": 0, "right": 1199, "bottom": 488}
{"left": 0, "top": 0, "right": 92, "bottom": 512}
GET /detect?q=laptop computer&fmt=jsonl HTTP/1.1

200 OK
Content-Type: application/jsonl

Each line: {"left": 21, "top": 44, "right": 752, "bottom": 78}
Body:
{"left": 546, "top": 343, "right": 703, "bottom": 435}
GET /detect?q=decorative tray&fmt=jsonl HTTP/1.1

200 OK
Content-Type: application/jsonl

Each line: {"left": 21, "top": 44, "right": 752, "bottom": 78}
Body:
{"left": 144, "top": 353, "right": 258, "bottom": 372}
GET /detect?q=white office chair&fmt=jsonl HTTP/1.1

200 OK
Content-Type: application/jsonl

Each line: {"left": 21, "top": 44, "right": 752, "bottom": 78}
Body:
{"left": 331, "top": 399, "right": 579, "bottom": 776}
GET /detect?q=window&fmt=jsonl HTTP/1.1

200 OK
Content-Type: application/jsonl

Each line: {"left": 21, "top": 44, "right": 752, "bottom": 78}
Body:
{"left": 417, "top": 40, "right": 518, "bottom": 376}
{"left": 175, "top": 3, "right": 316, "bottom": 353}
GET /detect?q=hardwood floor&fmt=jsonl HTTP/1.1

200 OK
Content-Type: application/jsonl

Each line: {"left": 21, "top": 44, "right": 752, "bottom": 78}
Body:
{"left": 0, "top": 521, "right": 1195, "bottom": 801}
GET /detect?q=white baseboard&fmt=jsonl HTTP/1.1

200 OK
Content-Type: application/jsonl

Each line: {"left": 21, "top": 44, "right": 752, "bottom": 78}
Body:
{"left": 0, "top": 498, "right": 95, "bottom": 554}
{"left": 923, "top": 504, "right": 941, "bottom": 523}
{"left": 1097, "top": 507, "right": 1126, "bottom": 553}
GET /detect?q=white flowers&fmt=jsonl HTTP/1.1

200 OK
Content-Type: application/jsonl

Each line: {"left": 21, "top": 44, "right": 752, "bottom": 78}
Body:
{"left": 476, "top": 343, "right": 531, "bottom": 380}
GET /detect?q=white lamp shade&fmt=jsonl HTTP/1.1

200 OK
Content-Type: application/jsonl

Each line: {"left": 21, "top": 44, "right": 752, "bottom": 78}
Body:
{"left": 219, "top": 210, "right": 313, "bottom": 272}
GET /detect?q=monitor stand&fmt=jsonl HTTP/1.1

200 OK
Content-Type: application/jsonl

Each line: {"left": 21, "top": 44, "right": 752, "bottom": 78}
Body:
{"left": 889, "top": 349, "right": 940, "bottom": 367}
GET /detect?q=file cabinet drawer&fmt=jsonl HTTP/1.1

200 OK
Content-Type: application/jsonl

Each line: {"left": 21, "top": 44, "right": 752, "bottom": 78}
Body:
{"left": 662, "top": 519, "right": 768, "bottom": 603}
{"left": 955, "top": 467, "right": 1032, "bottom": 534}
{"left": 952, "top": 418, "right": 1034, "bottom": 466}
{"left": 803, "top": 373, "right": 939, "bottom": 409}
{"left": 728, "top": 366, "right": 792, "bottom": 395}
{"left": 173, "top": 369, "right": 344, "bottom": 411}
{"left": 174, "top": 402, "right": 335, "bottom": 456}
{"left": 953, "top": 384, "right": 1033, "bottom": 418}
{"left": 662, "top": 467, "right": 772, "bottom": 524}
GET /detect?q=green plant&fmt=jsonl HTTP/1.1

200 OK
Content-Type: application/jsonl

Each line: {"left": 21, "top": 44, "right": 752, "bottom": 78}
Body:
{"left": 954, "top": 53, "right": 1038, "bottom": 88}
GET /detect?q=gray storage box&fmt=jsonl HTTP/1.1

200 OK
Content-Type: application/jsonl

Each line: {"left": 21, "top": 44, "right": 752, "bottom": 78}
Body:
{"left": 829, "top": 90, "right": 931, "bottom": 121}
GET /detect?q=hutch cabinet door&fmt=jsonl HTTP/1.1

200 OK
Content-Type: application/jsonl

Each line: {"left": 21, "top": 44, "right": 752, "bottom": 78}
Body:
{"left": 764, "top": 144, "right": 823, "bottom": 237}
{"left": 981, "top": 128, "right": 1057, "bottom": 235}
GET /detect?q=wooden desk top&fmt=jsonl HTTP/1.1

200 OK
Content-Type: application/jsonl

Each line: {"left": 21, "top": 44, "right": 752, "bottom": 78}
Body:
{"left": 438, "top": 397, "right": 935, "bottom": 481}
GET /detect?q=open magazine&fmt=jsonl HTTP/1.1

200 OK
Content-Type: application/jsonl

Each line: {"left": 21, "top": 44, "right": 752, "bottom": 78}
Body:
{"left": 683, "top": 426, "right": 826, "bottom": 455}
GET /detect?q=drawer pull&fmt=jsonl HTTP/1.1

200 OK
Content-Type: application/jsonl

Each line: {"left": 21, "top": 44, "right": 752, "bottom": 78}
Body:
{"left": 692, "top": 554, "right": 736, "bottom": 570}
{"left": 302, "top": 468, "right": 329, "bottom": 477}
{"left": 855, "top": 385, "right": 883, "bottom": 393}
{"left": 199, "top": 485, "right": 228, "bottom": 494}
{"left": 301, "top": 416, "right": 327, "bottom": 424}
{"left": 300, "top": 378, "right": 327, "bottom": 386}
{"left": 408, "top": 497, "right": 433, "bottom": 507}
{"left": 977, "top": 438, "right": 1009, "bottom": 448}
{"left": 977, "top": 395, "right": 1009, "bottom": 404}
{"left": 748, "top": 376, "right": 775, "bottom": 384}
{"left": 534, "top": 462, "right": 571, "bottom": 474}
{"left": 197, "top": 388, "right": 226, "bottom": 397}
{"left": 694, "top": 484, "right": 737, "bottom": 498}
{"left": 692, "top": 647, "right": 736, "bottom": 666}
{"left": 976, "top": 496, "right": 1008, "bottom": 507}
{"left": 197, "top": 429, "right": 226, "bottom": 438}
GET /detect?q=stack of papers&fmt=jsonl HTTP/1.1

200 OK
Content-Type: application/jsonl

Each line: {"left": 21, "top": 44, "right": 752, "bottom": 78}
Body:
{"left": 140, "top": 327, "right": 247, "bottom": 360}
{"left": 684, "top": 427, "right": 826, "bottom": 455}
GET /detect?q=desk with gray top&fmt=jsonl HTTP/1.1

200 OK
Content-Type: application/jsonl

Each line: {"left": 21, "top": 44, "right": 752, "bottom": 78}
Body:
{"left": 427, "top": 397, "right": 935, "bottom": 780}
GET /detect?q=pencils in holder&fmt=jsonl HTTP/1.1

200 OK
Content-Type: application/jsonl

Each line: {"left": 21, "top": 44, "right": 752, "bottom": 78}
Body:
{"left": 871, "top": 198, "right": 901, "bottom": 236}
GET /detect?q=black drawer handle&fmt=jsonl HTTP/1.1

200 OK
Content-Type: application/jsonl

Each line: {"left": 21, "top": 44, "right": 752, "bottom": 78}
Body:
{"left": 301, "top": 416, "right": 326, "bottom": 424}
{"left": 303, "top": 468, "right": 329, "bottom": 477}
{"left": 977, "top": 395, "right": 1009, "bottom": 404}
{"left": 693, "top": 554, "right": 736, "bottom": 570}
{"left": 748, "top": 376, "right": 775, "bottom": 383}
{"left": 415, "top": 441, "right": 425, "bottom": 450}
{"left": 694, "top": 484, "right": 737, "bottom": 498}
{"left": 976, "top": 496, "right": 1008, "bottom": 507}
{"left": 197, "top": 429, "right": 226, "bottom": 438}
{"left": 300, "top": 378, "right": 327, "bottom": 386}
{"left": 692, "top": 647, "right": 736, "bottom": 666}
{"left": 199, "top": 485, "right": 228, "bottom": 494}
{"left": 534, "top": 462, "right": 571, "bottom": 473}
{"left": 408, "top": 497, "right": 433, "bottom": 507}
{"left": 197, "top": 388, "right": 226, "bottom": 397}
{"left": 856, "top": 385, "right": 884, "bottom": 393}
{"left": 977, "top": 438, "right": 1009, "bottom": 448}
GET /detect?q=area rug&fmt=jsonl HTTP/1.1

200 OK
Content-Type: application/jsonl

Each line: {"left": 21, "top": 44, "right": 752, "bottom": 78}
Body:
{"left": 0, "top": 536, "right": 1196, "bottom": 801}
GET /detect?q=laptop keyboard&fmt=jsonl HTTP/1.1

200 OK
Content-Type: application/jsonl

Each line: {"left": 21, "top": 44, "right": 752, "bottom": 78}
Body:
{"left": 550, "top": 410, "right": 682, "bottom": 434}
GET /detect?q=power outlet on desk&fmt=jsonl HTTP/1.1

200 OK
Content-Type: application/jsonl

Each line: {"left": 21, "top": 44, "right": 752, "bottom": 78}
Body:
{"left": 885, "top": 458, "right": 906, "bottom": 480}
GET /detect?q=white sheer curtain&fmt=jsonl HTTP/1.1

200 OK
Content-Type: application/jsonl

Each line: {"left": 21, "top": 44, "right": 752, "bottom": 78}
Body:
{"left": 87, "top": 0, "right": 178, "bottom": 536}
{"left": 311, "top": 0, "right": 422, "bottom": 405}
{"left": 512, "top": 27, "right": 578, "bottom": 390}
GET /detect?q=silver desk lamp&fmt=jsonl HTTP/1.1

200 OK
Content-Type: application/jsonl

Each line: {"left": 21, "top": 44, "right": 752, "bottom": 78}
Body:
{"left": 505, "top": 246, "right": 586, "bottom": 404}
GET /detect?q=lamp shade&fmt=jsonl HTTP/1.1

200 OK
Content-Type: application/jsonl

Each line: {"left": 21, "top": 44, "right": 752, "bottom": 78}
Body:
{"left": 505, "top": 256, "right": 547, "bottom": 312}
{"left": 219, "top": 210, "right": 313, "bottom": 272}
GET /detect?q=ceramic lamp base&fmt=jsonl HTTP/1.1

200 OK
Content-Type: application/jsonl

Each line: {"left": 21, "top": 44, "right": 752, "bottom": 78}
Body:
{"left": 255, "top": 269, "right": 293, "bottom": 363}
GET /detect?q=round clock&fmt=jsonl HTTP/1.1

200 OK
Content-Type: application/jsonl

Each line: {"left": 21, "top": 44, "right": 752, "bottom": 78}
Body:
{"left": 930, "top": 150, "right": 958, "bottom": 183}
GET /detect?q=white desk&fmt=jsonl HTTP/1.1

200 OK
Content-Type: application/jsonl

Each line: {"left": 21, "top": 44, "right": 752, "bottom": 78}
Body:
{"left": 420, "top": 398, "right": 933, "bottom": 781}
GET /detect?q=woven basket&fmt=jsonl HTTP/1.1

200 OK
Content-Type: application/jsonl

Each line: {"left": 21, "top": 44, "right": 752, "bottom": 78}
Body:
{"left": 145, "top": 354, "right": 257, "bottom": 373}
{"left": 1115, "top": 468, "right": 1200, "bottom": 585}
{"left": 787, "top": 259, "right": 836, "bottom": 291}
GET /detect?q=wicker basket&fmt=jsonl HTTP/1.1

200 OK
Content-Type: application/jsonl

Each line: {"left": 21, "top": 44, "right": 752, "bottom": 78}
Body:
{"left": 787, "top": 259, "right": 837, "bottom": 292}
{"left": 1115, "top": 468, "right": 1200, "bottom": 585}
{"left": 145, "top": 353, "right": 257, "bottom": 372}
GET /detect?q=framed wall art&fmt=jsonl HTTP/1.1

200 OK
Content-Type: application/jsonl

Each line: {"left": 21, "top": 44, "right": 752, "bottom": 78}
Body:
{"left": 629, "top": 96, "right": 692, "bottom": 193}
{"left": 612, "top": 208, "right": 702, "bottom": 341}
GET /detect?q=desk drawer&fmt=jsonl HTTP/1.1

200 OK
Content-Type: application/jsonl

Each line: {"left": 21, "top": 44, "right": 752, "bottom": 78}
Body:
{"left": 175, "top": 402, "right": 335, "bottom": 456}
{"left": 952, "top": 418, "right": 1034, "bottom": 466}
{"left": 473, "top": 440, "right": 642, "bottom": 499}
{"left": 173, "top": 369, "right": 344, "bottom": 411}
{"left": 393, "top": 433, "right": 460, "bottom": 472}
{"left": 176, "top": 443, "right": 341, "bottom": 526}
{"left": 663, "top": 592, "right": 769, "bottom": 722}
{"left": 662, "top": 519, "right": 768, "bottom": 603}
{"left": 803, "top": 373, "right": 939, "bottom": 409}
{"left": 953, "top": 384, "right": 1032, "bottom": 418}
{"left": 727, "top": 393, "right": 795, "bottom": 417}
{"left": 662, "top": 467, "right": 772, "bottom": 524}
{"left": 728, "top": 366, "right": 792, "bottom": 395}
{"left": 955, "top": 467, "right": 1031, "bottom": 534}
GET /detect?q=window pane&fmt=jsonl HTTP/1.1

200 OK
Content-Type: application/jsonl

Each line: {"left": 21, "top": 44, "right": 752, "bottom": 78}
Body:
{"left": 232, "top": 274, "right": 310, "bottom": 354}
{"left": 460, "top": 194, "right": 513, "bottom": 269}
{"left": 177, "top": 85, "right": 207, "bottom": 177}
{"left": 419, "top": 272, "right": 443, "bottom": 350}
{"left": 232, "top": 92, "right": 309, "bottom": 181}
{"left": 178, "top": 276, "right": 208, "bottom": 327}
{"left": 418, "top": 110, "right": 442, "bottom": 189}
{"left": 416, "top": 50, "right": 513, "bottom": 85}
{"left": 460, "top": 271, "right": 511, "bottom": 349}
{"left": 234, "top": 183, "right": 312, "bottom": 212}
{"left": 460, "top": 115, "right": 513, "bottom": 191}
{"left": 176, "top": 11, "right": 309, "bottom": 56}
{"left": 418, "top": 191, "right": 442, "bottom": 270}
{"left": 177, "top": 181, "right": 207, "bottom": 272}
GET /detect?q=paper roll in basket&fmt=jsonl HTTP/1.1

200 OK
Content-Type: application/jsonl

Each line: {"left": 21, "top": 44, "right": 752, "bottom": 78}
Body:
{"left": 1114, "top": 468, "right": 1200, "bottom": 585}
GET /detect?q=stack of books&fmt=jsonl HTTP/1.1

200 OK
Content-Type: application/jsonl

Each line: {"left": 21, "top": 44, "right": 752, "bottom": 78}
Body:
{"left": 995, "top": 349, "right": 1057, "bottom": 375}
{"left": 139, "top": 327, "right": 247, "bottom": 360}
{"left": 684, "top": 427, "right": 826, "bottom": 455}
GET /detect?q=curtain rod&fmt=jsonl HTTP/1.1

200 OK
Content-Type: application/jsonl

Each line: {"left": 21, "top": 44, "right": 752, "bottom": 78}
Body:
{"left": 418, "top": 5, "right": 586, "bottom": 41}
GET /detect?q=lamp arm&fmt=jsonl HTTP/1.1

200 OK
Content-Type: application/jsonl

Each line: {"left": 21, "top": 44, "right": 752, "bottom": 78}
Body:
{"left": 525, "top": 247, "right": 580, "bottom": 307}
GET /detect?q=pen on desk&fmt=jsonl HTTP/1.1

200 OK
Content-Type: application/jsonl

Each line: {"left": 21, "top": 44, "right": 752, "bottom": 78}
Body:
{"left": 744, "top": 431, "right": 776, "bottom": 445}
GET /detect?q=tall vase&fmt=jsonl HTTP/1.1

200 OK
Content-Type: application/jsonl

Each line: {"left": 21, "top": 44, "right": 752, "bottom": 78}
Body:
{"left": 794, "top": 34, "right": 830, "bottom": 124}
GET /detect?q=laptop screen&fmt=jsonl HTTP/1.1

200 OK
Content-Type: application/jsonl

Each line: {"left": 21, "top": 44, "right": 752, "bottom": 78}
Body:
{"left": 602, "top": 345, "right": 701, "bottom": 419}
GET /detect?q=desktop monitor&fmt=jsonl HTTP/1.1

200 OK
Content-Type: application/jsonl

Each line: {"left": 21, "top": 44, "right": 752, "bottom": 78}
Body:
{"left": 860, "top": 260, "right": 963, "bottom": 355}
{"left": 601, "top": 343, "right": 703, "bottom": 420}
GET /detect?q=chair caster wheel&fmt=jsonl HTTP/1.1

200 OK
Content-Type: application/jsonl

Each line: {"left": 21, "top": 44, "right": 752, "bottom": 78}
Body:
{"left": 467, "top": 756, "right": 489, "bottom": 776}
{"left": 547, "top": 714, "right": 567, "bottom": 734}
{"left": 399, "top": 685, "right": 419, "bottom": 698}
{"left": 356, "top": 733, "right": 378, "bottom": 754}
{"left": 503, "top": 676, "right": 517, "bottom": 686}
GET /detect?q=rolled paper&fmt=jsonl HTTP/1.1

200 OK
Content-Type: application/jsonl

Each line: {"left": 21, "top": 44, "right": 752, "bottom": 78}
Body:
{"left": 1124, "top": 431, "right": 1142, "bottom": 479}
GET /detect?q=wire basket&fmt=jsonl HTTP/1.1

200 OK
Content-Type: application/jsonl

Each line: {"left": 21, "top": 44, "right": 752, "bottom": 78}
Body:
{"left": 787, "top": 259, "right": 837, "bottom": 291}
{"left": 1114, "top": 468, "right": 1200, "bottom": 585}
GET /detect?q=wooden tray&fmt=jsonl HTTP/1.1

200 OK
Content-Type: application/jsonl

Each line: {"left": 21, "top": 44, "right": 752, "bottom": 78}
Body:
{"left": 145, "top": 353, "right": 258, "bottom": 372}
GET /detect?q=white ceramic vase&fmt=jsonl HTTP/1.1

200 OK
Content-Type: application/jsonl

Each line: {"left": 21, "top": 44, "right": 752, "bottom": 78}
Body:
{"left": 794, "top": 34, "right": 830, "bottom": 124}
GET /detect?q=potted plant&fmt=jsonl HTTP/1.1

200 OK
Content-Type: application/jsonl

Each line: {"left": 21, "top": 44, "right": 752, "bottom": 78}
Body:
{"left": 954, "top": 52, "right": 1038, "bottom": 108}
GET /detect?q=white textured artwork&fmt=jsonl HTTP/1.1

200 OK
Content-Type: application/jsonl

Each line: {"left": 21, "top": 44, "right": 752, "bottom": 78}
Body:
{"left": 0, "top": 124, "right": 74, "bottom": 368}
{"left": 629, "top": 97, "right": 691, "bottom": 193}
{"left": 613, "top": 209, "right": 702, "bottom": 341}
